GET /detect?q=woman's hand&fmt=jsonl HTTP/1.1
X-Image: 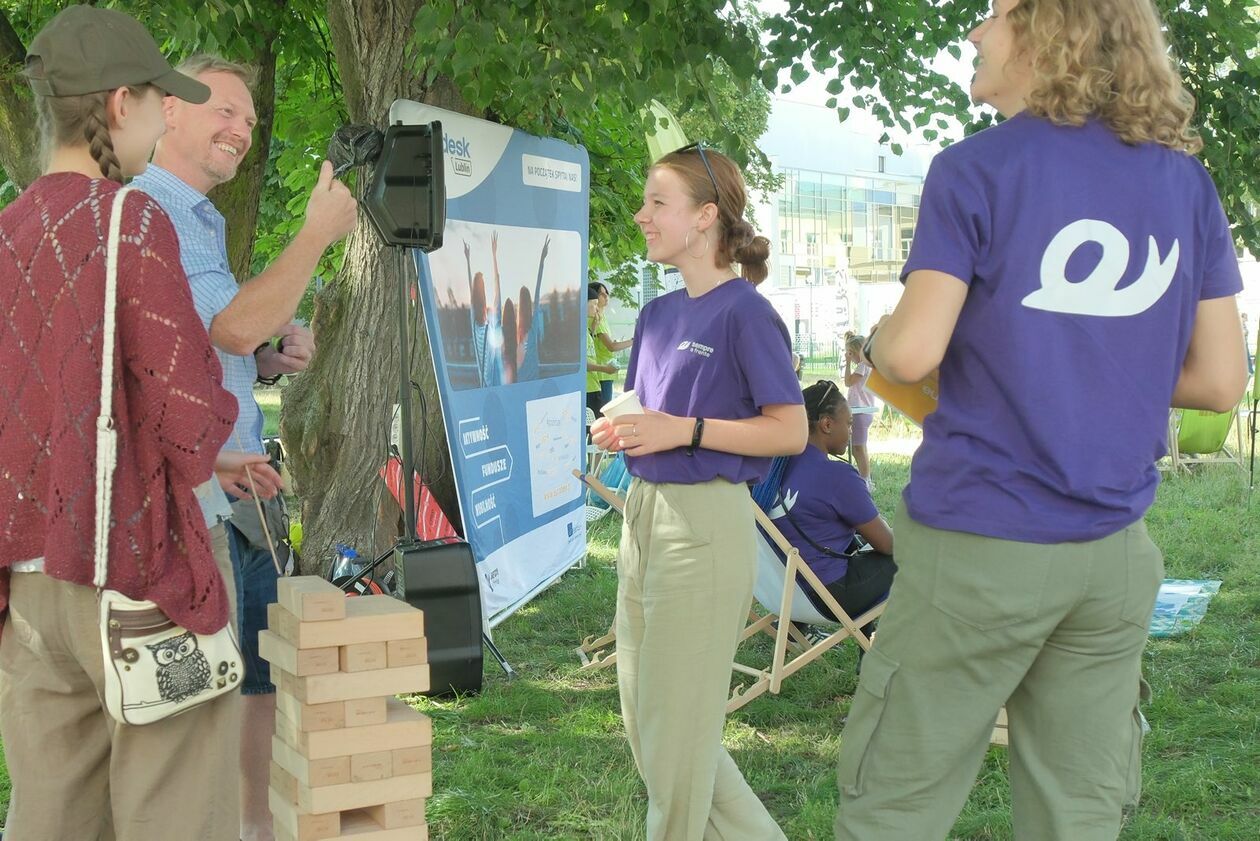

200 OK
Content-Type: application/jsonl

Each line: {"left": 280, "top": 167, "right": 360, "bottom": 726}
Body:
{"left": 596, "top": 409, "right": 690, "bottom": 456}
{"left": 590, "top": 416, "right": 618, "bottom": 452}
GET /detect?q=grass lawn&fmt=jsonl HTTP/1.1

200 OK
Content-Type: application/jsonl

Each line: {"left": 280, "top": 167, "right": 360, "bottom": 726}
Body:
{"left": 257, "top": 386, "right": 282, "bottom": 438}
{"left": 1, "top": 429, "right": 1256, "bottom": 838}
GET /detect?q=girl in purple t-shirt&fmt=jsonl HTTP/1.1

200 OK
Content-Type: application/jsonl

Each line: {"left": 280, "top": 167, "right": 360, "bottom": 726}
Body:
{"left": 835, "top": 1, "right": 1249, "bottom": 839}
{"left": 590, "top": 145, "right": 805, "bottom": 841}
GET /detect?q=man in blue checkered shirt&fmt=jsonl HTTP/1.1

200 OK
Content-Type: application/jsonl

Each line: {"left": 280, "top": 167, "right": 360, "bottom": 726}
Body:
{"left": 133, "top": 54, "right": 356, "bottom": 841}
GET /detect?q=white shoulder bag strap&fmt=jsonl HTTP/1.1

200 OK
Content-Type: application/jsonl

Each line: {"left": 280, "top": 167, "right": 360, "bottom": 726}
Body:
{"left": 93, "top": 186, "right": 134, "bottom": 590}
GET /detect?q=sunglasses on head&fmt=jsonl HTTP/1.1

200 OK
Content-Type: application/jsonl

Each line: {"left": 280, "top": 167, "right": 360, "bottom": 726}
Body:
{"left": 807, "top": 379, "right": 839, "bottom": 416}
{"left": 671, "top": 141, "right": 720, "bottom": 208}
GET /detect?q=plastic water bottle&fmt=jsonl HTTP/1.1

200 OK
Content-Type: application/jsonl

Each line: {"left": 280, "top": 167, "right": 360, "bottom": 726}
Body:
{"left": 330, "top": 544, "right": 362, "bottom": 581}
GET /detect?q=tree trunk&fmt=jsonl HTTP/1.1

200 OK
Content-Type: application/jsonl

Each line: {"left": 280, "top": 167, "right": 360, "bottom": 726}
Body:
{"left": 208, "top": 34, "right": 278, "bottom": 281}
{"left": 0, "top": 11, "right": 42, "bottom": 189}
{"left": 282, "top": 0, "right": 478, "bottom": 572}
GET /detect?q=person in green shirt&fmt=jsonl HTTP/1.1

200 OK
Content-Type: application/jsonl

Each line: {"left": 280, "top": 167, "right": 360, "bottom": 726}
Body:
{"left": 587, "top": 286, "right": 619, "bottom": 415}
{"left": 589, "top": 282, "right": 634, "bottom": 406}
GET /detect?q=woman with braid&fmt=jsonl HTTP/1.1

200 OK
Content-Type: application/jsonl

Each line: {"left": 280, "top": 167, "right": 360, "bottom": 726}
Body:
{"left": 591, "top": 144, "right": 804, "bottom": 840}
{"left": 0, "top": 7, "right": 250, "bottom": 839}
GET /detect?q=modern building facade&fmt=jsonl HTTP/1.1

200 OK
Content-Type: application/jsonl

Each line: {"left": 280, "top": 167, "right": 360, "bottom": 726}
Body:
{"left": 751, "top": 98, "right": 935, "bottom": 356}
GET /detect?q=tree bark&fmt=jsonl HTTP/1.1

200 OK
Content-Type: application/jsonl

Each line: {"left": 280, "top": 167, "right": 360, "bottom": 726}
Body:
{"left": 208, "top": 34, "right": 278, "bottom": 282}
{"left": 0, "top": 11, "right": 42, "bottom": 189}
{"left": 283, "top": 0, "right": 478, "bottom": 571}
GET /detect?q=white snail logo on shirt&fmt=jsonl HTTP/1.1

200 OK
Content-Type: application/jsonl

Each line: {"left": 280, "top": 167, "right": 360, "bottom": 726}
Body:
{"left": 677, "top": 340, "right": 714, "bottom": 358}
{"left": 1022, "top": 219, "right": 1179, "bottom": 317}
{"left": 767, "top": 488, "right": 797, "bottom": 519}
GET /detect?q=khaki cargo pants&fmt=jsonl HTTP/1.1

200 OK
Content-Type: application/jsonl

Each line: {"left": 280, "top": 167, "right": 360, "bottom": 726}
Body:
{"left": 835, "top": 502, "right": 1161, "bottom": 841}
{"left": 0, "top": 525, "right": 242, "bottom": 841}
{"left": 617, "top": 478, "right": 787, "bottom": 841}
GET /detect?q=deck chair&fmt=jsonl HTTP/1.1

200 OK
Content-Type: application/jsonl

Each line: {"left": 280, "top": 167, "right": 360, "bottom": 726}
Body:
{"left": 1165, "top": 405, "right": 1244, "bottom": 472}
{"left": 725, "top": 506, "right": 886, "bottom": 712}
{"left": 574, "top": 469, "right": 626, "bottom": 670}
{"left": 583, "top": 452, "right": 630, "bottom": 525}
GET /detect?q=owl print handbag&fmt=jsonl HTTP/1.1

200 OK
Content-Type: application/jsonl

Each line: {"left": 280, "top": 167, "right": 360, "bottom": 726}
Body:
{"left": 94, "top": 187, "right": 243, "bottom": 726}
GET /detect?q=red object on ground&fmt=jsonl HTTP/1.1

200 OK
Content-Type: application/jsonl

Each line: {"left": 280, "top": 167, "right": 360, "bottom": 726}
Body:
{"left": 379, "top": 456, "right": 459, "bottom": 541}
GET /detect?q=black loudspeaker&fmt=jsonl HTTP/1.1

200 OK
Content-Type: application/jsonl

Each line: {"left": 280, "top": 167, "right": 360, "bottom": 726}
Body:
{"left": 397, "top": 538, "right": 483, "bottom": 695}
{"left": 363, "top": 121, "right": 446, "bottom": 251}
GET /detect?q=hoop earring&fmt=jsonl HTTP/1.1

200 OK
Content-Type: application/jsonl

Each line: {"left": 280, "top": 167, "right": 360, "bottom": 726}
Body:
{"left": 685, "top": 227, "right": 711, "bottom": 259}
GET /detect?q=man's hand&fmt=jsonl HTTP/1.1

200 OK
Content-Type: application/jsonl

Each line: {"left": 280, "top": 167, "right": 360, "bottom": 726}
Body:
{"left": 302, "top": 160, "right": 358, "bottom": 249}
{"left": 257, "top": 323, "right": 315, "bottom": 377}
{"left": 216, "top": 451, "right": 283, "bottom": 501}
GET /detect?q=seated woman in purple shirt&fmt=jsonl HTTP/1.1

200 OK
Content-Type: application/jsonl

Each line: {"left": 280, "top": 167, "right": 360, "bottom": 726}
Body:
{"left": 590, "top": 143, "right": 805, "bottom": 841}
{"left": 834, "top": 1, "right": 1249, "bottom": 839}
{"left": 771, "top": 380, "right": 895, "bottom": 622}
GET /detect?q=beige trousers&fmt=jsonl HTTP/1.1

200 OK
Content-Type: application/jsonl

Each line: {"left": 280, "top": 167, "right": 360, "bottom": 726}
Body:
{"left": 0, "top": 525, "right": 241, "bottom": 840}
{"left": 617, "top": 478, "right": 786, "bottom": 841}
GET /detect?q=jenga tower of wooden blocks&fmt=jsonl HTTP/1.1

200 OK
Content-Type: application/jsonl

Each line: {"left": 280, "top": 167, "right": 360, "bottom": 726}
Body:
{"left": 261, "top": 576, "right": 432, "bottom": 841}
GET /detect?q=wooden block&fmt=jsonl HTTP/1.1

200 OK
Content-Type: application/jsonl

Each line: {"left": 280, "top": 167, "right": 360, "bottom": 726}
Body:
{"left": 296, "top": 699, "right": 432, "bottom": 760}
{"left": 339, "top": 641, "right": 388, "bottom": 673}
{"left": 340, "top": 810, "right": 428, "bottom": 840}
{"left": 273, "top": 736, "right": 351, "bottom": 788}
{"left": 299, "top": 770, "right": 433, "bottom": 814}
{"left": 363, "top": 797, "right": 425, "bottom": 829}
{"left": 276, "top": 690, "right": 346, "bottom": 732}
{"left": 267, "top": 596, "right": 424, "bottom": 649}
{"left": 270, "top": 761, "right": 300, "bottom": 804}
{"left": 350, "top": 749, "right": 392, "bottom": 782}
{"left": 287, "top": 664, "right": 429, "bottom": 704}
{"left": 269, "top": 786, "right": 340, "bottom": 840}
{"left": 277, "top": 576, "right": 347, "bottom": 622}
{"left": 386, "top": 637, "right": 428, "bottom": 668}
{"left": 275, "top": 710, "right": 301, "bottom": 751}
{"left": 344, "top": 696, "right": 388, "bottom": 727}
{"left": 391, "top": 745, "right": 432, "bottom": 777}
{"left": 259, "top": 631, "right": 340, "bottom": 676}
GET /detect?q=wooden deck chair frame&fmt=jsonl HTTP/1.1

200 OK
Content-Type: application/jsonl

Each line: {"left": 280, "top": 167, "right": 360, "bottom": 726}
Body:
{"left": 725, "top": 507, "right": 885, "bottom": 713}
{"left": 1165, "top": 405, "right": 1245, "bottom": 472}
{"left": 574, "top": 470, "right": 622, "bottom": 671}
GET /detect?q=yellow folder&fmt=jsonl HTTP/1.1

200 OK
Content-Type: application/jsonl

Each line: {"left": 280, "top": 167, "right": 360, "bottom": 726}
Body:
{"left": 866, "top": 367, "right": 939, "bottom": 427}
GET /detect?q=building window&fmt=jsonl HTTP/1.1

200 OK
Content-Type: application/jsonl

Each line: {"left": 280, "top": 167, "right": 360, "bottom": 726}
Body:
{"left": 878, "top": 155, "right": 886, "bottom": 173}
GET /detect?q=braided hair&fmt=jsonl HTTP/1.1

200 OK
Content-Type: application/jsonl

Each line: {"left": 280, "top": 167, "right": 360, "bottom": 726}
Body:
{"left": 81, "top": 94, "right": 124, "bottom": 182}
{"left": 802, "top": 379, "right": 847, "bottom": 430}
{"left": 25, "top": 57, "right": 147, "bottom": 184}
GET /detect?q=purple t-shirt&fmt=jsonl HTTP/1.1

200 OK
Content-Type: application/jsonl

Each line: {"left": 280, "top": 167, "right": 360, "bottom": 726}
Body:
{"left": 771, "top": 445, "right": 878, "bottom": 584}
{"left": 624, "top": 278, "right": 803, "bottom": 485}
{"left": 902, "top": 114, "right": 1243, "bottom": 543}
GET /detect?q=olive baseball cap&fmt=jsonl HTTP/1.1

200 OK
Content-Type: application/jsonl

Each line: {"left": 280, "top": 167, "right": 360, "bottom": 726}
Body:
{"left": 26, "top": 5, "right": 209, "bottom": 103}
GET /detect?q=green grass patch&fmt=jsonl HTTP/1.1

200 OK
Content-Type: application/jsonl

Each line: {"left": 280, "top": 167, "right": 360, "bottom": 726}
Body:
{"left": 2, "top": 434, "right": 1256, "bottom": 839}
{"left": 256, "top": 386, "right": 282, "bottom": 438}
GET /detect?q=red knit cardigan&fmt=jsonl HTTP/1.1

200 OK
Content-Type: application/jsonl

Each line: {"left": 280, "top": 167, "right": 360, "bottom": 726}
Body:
{"left": 0, "top": 173, "right": 236, "bottom": 634}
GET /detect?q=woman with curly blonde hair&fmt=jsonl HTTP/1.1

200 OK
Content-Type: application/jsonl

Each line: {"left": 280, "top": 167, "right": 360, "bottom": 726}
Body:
{"left": 832, "top": 1, "right": 1247, "bottom": 839}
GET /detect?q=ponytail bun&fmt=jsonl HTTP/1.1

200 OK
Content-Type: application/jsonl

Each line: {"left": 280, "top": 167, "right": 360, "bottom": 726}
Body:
{"left": 719, "top": 216, "right": 770, "bottom": 284}
{"left": 733, "top": 233, "right": 770, "bottom": 285}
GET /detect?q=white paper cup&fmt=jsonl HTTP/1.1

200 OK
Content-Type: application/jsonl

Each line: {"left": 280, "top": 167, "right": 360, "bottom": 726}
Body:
{"left": 601, "top": 389, "right": 643, "bottom": 418}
